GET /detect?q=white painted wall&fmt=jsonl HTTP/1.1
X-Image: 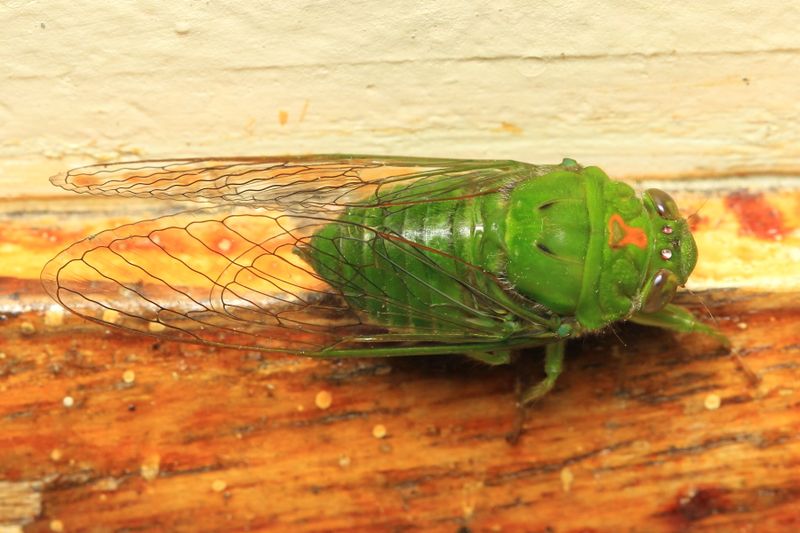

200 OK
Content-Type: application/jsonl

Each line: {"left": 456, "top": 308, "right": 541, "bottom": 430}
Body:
{"left": 2, "top": 1, "right": 800, "bottom": 195}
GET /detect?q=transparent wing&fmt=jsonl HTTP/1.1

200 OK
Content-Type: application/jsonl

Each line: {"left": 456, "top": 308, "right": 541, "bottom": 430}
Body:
{"left": 50, "top": 155, "right": 525, "bottom": 213}
{"left": 41, "top": 206, "right": 554, "bottom": 354}
{"left": 44, "top": 155, "right": 564, "bottom": 353}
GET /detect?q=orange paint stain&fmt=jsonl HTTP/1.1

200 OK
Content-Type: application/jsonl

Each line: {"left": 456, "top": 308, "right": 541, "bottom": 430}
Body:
{"left": 299, "top": 100, "right": 309, "bottom": 122}
{"left": 608, "top": 213, "right": 648, "bottom": 250}
{"left": 495, "top": 121, "right": 523, "bottom": 135}
{"left": 278, "top": 110, "right": 289, "bottom": 126}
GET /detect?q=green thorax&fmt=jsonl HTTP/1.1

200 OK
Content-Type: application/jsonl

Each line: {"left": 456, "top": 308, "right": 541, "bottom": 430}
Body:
{"left": 505, "top": 163, "right": 654, "bottom": 330}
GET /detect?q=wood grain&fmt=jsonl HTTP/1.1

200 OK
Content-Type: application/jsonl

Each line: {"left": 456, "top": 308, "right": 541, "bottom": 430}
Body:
{"left": 4, "top": 3, "right": 800, "bottom": 192}
{"left": 1, "top": 174, "right": 798, "bottom": 532}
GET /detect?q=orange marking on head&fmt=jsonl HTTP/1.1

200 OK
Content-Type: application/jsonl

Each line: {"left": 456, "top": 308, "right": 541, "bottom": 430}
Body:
{"left": 608, "top": 213, "right": 648, "bottom": 249}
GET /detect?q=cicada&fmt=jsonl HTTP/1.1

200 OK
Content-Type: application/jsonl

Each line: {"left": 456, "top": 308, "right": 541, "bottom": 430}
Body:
{"left": 41, "top": 155, "right": 727, "bottom": 402}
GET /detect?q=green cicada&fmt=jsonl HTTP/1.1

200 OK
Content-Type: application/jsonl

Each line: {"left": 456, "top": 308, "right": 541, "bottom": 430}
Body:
{"left": 42, "top": 156, "right": 727, "bottom": 402}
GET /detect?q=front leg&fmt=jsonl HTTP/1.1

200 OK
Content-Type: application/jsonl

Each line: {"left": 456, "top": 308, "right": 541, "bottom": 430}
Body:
{"left": 629, "top": 304, "right": 730, "bottom": 348}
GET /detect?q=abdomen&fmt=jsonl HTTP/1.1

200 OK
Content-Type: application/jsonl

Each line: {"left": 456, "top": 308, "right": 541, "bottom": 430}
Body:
{"left": 305, "top": 188, "right": 509, "bottom": 334}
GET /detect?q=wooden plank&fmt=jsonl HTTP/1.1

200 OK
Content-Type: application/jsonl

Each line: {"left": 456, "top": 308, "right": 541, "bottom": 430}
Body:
{"left": 4, "top": 2, "right": 800, "bottom": 192}
{"left": 5, "top": 50, "right": 800, "bottom": 197}
{"left": 0, "top": 172, "right": 798, "bottom": 531}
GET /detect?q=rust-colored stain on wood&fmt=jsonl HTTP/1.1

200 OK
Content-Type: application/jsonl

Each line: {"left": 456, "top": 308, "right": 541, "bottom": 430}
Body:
{"left": 724, "top": 190, "right": 791, "bottom": 241}
{"left": 1, "top": 176, "right": 799, "bottom": 531}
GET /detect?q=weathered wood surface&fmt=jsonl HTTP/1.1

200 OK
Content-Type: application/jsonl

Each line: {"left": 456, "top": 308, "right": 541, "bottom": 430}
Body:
{"left": 1, "top": 174, "right": 799, "bottom": 532}
{"left": 4, "top": 3, "right": 800, "bottom": 191}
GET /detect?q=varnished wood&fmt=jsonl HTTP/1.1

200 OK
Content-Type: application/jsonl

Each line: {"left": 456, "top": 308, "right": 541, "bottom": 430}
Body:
{"left": 1, "top": 175, "right": 798, "bottom": 532}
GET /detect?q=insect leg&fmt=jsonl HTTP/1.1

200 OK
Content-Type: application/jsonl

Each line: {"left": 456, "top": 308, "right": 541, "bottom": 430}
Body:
{"left": 630, "top": 304, "right": 730, "bottom": 348}
{"left": 520, "top": 341, "right": 565, "bottom": 404}
{"left": 486, "top": 284, "right": 562, "bottom": 330}
{"left": 466, "top": 351, "right": 511, "bottom": 366}
{"left": 315, "top": 336, "right": 548, "bottom": 358}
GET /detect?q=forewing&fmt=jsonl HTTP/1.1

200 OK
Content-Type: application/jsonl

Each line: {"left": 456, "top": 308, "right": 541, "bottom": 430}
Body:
{"left": 44, "top": 155, "right": 564, "bottom": 353}
{"left": 42, "top": 206, "right": 351, "bottom": 352}
{"left": 42, "top": 205, "right": 544, "bottom": 354}
{"left": 51, "top": 155, "right": 523, "bottom": 212}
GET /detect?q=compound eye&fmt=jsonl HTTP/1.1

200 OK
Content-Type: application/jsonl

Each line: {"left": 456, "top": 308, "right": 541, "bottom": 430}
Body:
{"left": 642, "top": 268, "right": 679, "bottom": 313}
{"left": 646, "top": 188, "right": 680, "bottom": 220}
